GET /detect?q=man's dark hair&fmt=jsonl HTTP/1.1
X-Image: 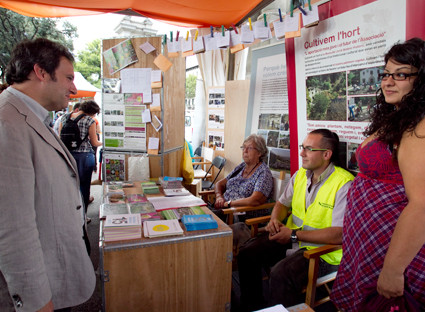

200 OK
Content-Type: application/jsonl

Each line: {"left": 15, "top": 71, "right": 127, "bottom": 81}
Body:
{"left": 6, "top": 38, "right": 74, "bottom": 85}
{"left": 310, "top": 128, "right": 344, "bottom": 167}
{"left": 79, "top": 100, "right": 100, "bottom": 116}
{"left": 73, "top": 102, "right": 81, "bottom": 111}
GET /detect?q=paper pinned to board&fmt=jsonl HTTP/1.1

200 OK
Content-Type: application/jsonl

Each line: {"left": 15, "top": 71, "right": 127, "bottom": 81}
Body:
{"left": 153, "top": 54, "right": 173, "bottom": 72}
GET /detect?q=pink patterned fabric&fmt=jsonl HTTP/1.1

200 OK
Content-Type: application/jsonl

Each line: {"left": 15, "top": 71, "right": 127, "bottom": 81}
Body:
{"left": 331, "top": 139, "right": 425, "bottom": 311}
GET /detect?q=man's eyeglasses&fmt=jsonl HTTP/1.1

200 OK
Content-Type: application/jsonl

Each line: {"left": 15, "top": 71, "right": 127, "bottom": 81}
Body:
{"left": 378, "top": 72, "right": 418, "bottom": 81}
{"left": 240, "top": 146, "right": 257, "bottom": 152}
{"left": 299, "top": 145, "right": 328, "bottom": 152}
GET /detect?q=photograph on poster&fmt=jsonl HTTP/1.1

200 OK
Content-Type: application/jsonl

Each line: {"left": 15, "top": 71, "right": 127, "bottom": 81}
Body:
{"left": 306, "top": 72, "right": 347, "bottom": 121}
{"left": 258, "top": 113, "right": 281, "bottom": 131}
{"left": 266, "top": 130, "right": 279, "bottom": 148}
{"left": 269, "top": 148, "right": 290, "bottom": 171}
{"left": 208, "top": 131, "right": 224, "bottom": 150}
{"left": 347, "top": 66, "right": 383, "bottom": 96}
{"left": 347, "top": 142, "right": 359, "bottom": 173}
{"left": 208, "top": 88, "right": 225, "bottom": 108}
{"left": 208, "top": 110, "right": 225, "bottom": 129}
{"left": 102, "top": 78, "right": 121, "bottom": 93}
{"left": 278, "top": 133, "right": 290, "bottom": 149}
{"left": 124, "top": 93, "right": 143, "bottom": 105}
{"left": 347, "top": 96, "right": 374, "bottom": 122}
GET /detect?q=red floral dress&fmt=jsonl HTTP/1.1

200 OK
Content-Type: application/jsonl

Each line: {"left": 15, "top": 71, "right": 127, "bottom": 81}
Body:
{"left": 331, "top": 139, "right": 425, "bottom": 311}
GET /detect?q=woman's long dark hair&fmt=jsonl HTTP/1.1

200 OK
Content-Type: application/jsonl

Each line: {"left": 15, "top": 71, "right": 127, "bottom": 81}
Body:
{"left": 364, "top": 38, "right": 425, "bottom": 154}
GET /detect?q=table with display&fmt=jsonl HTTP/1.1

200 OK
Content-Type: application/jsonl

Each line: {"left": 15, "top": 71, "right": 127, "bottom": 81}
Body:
{"left": 99, "top": 182, "right": 233, "bottom": 312}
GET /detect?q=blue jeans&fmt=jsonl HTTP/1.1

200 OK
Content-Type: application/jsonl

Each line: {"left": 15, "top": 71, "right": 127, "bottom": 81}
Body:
{"left": 71, "top": 152, "right": 95, "bottom": 212}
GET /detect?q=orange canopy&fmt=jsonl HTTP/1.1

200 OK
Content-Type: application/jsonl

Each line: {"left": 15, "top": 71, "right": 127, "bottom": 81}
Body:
{"left": 0, "top": 0, "right": 271, "bottom": 27}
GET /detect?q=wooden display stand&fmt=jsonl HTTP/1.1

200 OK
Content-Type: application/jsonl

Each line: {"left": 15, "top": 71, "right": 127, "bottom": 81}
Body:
{"left": 102, "top": 37, "right": 186, "bottom": 178}
{"left": 100, "top": 184, "right": 233, "bottom": 312}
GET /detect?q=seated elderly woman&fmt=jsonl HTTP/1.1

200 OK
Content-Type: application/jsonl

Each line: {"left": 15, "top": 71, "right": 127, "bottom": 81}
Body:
{"left": 214, "top": 134, "right": 273, "bottom": 221}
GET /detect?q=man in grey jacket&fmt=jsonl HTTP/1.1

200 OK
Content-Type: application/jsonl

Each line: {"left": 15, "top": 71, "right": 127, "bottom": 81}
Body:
{"left": 0, "top": 38, "right": 95, "bottom": 311}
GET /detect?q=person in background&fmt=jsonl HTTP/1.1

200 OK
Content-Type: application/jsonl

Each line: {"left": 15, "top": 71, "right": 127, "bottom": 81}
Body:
{"left": 0, "top": 38, "right": 95, "bottom": 312}
{"left": 53, "top": 102, "right": 80, "bottom": 135}
{"left": 332, "top": 38, "right": 425, "bottom": 310}
{"left": 59, "top": 100, "right": 102, "bottom": 223}
{"left": 214, "top": 134, "right": 273, "bottom": 220}
{"left": 237, "top": 129, "right": 353, "bottom": 311}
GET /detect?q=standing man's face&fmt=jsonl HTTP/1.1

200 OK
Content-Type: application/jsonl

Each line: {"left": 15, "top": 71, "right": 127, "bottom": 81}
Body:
{"left": 44, "top": 57, "right": 77, "bottom": 111}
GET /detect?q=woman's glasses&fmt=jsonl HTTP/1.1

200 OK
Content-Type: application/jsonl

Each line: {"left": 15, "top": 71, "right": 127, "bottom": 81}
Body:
{"left": 378, "top": 72, "right": 418, "bottom": 81}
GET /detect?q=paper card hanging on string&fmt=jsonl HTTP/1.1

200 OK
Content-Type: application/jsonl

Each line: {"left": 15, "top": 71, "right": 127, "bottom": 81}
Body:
{"left": 229, "top": 30, "right": 244, "bottom": 54}
{"left": 204, "top": 34, "right": 217, "bottom": 51}
{"left": 273, "top": 20, "right": 286, "bottom": 40}
{"left": 302, "top": 4, "right": 319, "bottom": 28}
{"left": 216, "top": 31, "right": 230, "bottom": 48}
{"left": 148, "top": 137, "right": 159, "bottom": 155}
{"left": 253, "top": 21, "right": 270, "bottom": 40}
{"left": 167, "top": 39, "right": 180, "bottom": 58}
{"left": 153, "top": 54, "right": 173, "bottom": 72}
{"left": 151, "top": 115, "right": 163, "bottom": 132}
{"left": 240, "top": 24, "right": 254, "bottom": 43}
{"left": 151, "top": 70, "right": 162, "bottom": 88}
{"left": 181, "top": 37, "right": 192, "bottom": 53}
{"left": 285, "top": 13, "right": 301, "bottom": 38}
{"left": 139, "top": 41, "right": 156, "bottom": 54}
{"left": 150, "top": 93, "right": 161, "bottom": 112}
{"left": 193, "top": 36, "right": 205, "bottom": 54}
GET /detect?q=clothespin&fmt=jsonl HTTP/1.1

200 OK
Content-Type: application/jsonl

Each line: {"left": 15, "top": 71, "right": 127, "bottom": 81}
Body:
{"left": 231, "top": 23, "right": 238, "bottom": 34}
{"left": 170, "top": 31, "right": 173, "bottom": 42}
{"left": 163, "top": 34, "right": 167, "bottom": 45}
{"left": 221, "top": 25, "right": 225, "bottom": 36}
{"left": 263, "top": 14, "right": 267, "bottom": 27}
{"left": 248, "top": 18, "right": 252, "bottom": 31}
{"left": 195, "top": 30, "right": 199, "bottom": 41}
{"left": 298, "top": 5, "right": 307, "bottom": 16}
{"left": 278, "top": 8, "right": 283, "bottom": 22}
{"left": 308, "top": 0, "right": 312, "bottom": 11}
{"left": 290, "top": 0, "right": 294, "bottom": 17}
{"left": 176, "top": 31, "right": 179, "bottom": 41}
{"left": 210, "top": 26, "right": 214, "bottom": 37}
{"left": 186, "top": 31, "right": 189, "bottom": 41}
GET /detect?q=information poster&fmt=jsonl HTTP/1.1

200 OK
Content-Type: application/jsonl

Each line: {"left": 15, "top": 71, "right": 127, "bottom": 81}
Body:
{"left": 294, "top": 0, "right": 405, "bottom": 170}
{"left": 207, "top": 87, "right": 225, "bottom": 150}
{"left": 102, "top": 80, "right": 147, "bottom": 151}
{"left": 247, "top": 43, "right": 290, "bottom": 173}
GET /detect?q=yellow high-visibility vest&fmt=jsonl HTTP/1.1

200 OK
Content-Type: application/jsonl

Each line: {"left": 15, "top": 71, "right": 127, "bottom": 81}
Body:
{"left": 286, "top": 166, "right": 354, "bottom": 265}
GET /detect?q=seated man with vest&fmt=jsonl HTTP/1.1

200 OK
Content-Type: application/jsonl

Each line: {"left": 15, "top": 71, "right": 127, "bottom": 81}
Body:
{"left": 237, "top": 129, "right": 354, "bottom": 311}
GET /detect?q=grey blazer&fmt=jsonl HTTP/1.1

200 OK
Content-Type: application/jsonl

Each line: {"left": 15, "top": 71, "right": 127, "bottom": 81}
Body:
{"left": 0, "top": 90, "right": 95, "bottom": 311}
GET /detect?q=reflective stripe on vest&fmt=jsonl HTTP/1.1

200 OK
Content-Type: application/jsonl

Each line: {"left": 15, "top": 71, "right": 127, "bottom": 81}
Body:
{"left": 286, "top": 166, "right": 354, "bottom": 265}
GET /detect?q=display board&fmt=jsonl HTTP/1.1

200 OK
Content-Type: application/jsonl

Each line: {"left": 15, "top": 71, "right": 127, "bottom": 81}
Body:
{"left": 293, "top": 0, "right": 405, "bottom": 173}
{"left": 101, "top": 37, "right": 186, "bottom": 178}
{"left": 246, "top": 42, "right": 290, "bottom": 177}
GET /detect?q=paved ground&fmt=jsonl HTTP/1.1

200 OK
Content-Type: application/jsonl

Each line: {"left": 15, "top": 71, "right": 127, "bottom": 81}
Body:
{"left": 72, "top": 173, "right": 102, "bottom": 312}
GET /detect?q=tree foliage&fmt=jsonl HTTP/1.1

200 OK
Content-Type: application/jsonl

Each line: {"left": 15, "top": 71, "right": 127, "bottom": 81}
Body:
{"left": 74, "top": 39, "right": 101, "bottom": 88}
{"left": 185, "top": 74, "right": 197, "bottom": 99}
{"left": 0, "top": 8, "right": 77, "bottom": 82}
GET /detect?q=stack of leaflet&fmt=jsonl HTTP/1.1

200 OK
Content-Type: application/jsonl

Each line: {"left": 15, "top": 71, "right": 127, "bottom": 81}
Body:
{"left": 143, "top": 219, "right": 184, "bottom": 238}
{"left": 104, "top": 214, "right": 142, "bottom": 242}
{"left": 161, "top": 206, "right": 204, "bottom": 220}
{"left": 181, "top": 214, "right": 218, "bottom": 231}
{"left": 141, "top": 181, "right": 160, "bottom": 194}
{"left": 158, "top": 176, "right": 183, "bottom": 189}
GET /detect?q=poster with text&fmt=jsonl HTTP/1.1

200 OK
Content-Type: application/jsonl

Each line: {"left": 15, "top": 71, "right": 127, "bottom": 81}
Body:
{"left": 294, "top": 0, "right": 405, "bottom": 170}
{"left": 248, "top": 43, "right": 290, "bottom": 174}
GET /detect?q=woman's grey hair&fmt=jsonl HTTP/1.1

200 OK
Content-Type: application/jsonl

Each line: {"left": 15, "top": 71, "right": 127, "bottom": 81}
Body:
{"left": 244, "top": 134, "right": 269, "bottom": 162}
